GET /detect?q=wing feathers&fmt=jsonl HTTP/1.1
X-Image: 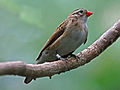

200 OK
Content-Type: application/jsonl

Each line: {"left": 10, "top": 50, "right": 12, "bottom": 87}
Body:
{"left": 36, "top": 20, "right": 68, "bottom": 60}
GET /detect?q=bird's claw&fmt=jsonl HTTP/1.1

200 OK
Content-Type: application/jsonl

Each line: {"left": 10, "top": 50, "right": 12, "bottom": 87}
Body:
{"left": 70, "top": 54, "right": 79, "bottom": 59}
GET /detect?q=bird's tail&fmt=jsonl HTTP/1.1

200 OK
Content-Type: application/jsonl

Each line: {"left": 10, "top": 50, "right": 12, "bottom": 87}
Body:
{"left": 24, "top": 77, "right": 33, "bottom": 84}
{"left": 24, "top": 60, "right": 42, "bottom": 84}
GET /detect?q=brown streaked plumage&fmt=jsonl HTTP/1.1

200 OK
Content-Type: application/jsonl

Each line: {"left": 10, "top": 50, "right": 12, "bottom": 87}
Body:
{"left": 24, "top": 9, "right": 93, "bottom": 84}
{"left": 36, "top": 20, "right": 68, "bottom": 60}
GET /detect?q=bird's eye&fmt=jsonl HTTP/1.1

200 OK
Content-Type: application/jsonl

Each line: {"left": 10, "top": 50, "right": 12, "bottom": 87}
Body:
{"left": 79, "top": 10, "right": 83, "bottom": 14}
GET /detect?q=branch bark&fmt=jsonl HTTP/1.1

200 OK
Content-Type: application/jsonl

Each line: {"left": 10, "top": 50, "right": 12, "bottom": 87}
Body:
{"left": 0, "top": 20, "right": 120, "bottom": 82}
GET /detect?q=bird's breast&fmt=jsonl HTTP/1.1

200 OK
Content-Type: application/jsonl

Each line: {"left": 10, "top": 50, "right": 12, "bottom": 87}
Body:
{"left": 55, "top": 28, "right": 87, "bottom": 56}
{"left": 68, "top": 29, "right": 86, "bottom": 45}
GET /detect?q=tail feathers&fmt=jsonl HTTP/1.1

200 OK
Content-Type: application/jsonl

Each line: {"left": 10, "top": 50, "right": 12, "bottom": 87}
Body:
{"left": 24, "top": 77, "right": 33, "bottom": 84}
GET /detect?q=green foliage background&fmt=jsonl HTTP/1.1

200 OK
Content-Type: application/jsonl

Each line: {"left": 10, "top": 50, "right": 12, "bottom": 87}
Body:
{"left": 0, "top": 0, "right": 120, "bottom": 90}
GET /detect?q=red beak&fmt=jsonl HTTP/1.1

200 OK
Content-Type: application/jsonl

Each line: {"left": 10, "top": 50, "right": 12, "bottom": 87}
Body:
{"left": 86, "top": 11, "right": 93, "bottom": 17}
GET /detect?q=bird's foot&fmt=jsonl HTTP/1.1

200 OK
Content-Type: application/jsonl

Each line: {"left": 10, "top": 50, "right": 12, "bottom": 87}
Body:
{"left": 70, "top": 54, "right": 79, "bottom": 60}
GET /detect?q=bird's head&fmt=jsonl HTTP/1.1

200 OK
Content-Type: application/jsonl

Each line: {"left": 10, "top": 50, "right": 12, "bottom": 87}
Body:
{"left": 68, "top": 9, "right": 93, "bottom": 23}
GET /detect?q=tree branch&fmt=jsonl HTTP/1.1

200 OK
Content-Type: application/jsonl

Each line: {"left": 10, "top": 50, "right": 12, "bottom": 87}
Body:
{"left": 0, "top": 20, "right": 120, "bottom": 81}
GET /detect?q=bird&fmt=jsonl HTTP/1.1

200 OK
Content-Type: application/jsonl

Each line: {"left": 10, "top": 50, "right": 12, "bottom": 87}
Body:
{"left": 24, "top": 9, "right": 93, "bottom": 84}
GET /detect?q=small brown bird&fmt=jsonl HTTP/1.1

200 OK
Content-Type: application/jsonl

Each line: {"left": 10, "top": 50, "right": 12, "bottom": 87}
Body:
{"left": 24, "top": 9, "right": 93, "bottom": 84}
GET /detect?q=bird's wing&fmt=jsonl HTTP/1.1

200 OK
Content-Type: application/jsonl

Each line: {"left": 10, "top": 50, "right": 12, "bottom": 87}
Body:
{"left": 36, "top": 20, "right": 68, "bottom": 60}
